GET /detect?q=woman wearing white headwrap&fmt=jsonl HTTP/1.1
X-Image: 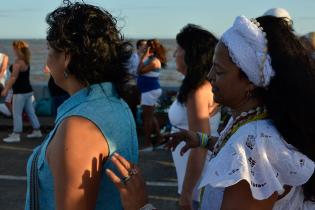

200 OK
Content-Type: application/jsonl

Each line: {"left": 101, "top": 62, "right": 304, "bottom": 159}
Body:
{"left": 106, "top": 15, "right": 315, "bottom": 210}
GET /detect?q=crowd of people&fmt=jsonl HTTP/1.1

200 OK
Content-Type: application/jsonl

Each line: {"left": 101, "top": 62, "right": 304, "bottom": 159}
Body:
{"left": 107, "top": 6, "right": 315, "bottom": 210}
{"left": 0, "top": 1, "right": 314, "bottom": 210}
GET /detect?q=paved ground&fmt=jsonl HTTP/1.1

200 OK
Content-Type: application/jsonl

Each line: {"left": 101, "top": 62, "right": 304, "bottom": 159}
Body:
{"left": 0, "top": 116, "right": 179, "bottom": 210}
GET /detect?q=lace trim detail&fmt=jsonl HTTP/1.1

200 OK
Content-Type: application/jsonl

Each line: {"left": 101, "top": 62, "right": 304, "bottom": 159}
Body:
{"left": 199, "top": 120, "right": 315, "bottom": 200}
{"left": 221, "top": 36, "right": 243, "bottom": 71}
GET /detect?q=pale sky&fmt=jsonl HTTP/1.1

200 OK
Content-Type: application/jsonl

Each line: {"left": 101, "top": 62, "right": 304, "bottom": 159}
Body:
{"left": 0, "top": 0, "right": 314, "bottom": 39}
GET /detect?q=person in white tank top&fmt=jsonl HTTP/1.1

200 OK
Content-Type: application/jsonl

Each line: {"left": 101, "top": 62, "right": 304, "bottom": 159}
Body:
{"left": 168, "top": 24, "right": 220, "bottom": 210}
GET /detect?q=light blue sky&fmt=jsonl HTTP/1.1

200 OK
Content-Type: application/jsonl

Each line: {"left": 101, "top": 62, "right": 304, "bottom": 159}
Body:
{"left": 0, "top": 0, "right": 314, "bottom": 39}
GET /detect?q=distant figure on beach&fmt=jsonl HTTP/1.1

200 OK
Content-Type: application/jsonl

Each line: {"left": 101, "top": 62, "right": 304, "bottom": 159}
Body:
{"left": 121, "top": 40, "right": 147, "bottom": 120}
{"left": 137, "top": 39, "right": 167, "bottom": 149}
{"left": 126, "top": 39, "right": 147, "bottom": 77}
{"left": 169, "top": 24, "right": 220, "bottom": 209}
{"left": 1, "top": 40, "right": 42, "bottom": 143}
{"left": 24, "top": 2, "right": 138, "bottom": 210}
{"left": 0, "top": 52, "right": 12, "bottom": 117}
{"left": 0, "top": 52, "right": 8, "bottom": 87}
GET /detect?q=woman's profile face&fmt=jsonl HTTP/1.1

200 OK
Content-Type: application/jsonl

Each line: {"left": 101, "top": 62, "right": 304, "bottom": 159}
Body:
{"left": 137, "top": 41, "right": 147, "bottom": 54}
{"left": 174, "top": 44, "right": 187, "bottom": 75}
{"left": 208, "top": 42, "right": 251, "bottom": 108}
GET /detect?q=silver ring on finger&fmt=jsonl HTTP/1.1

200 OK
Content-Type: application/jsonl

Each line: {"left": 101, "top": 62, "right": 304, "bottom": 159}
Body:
{"left": 128, "top": 168, "right": 138, "bottom": 176}
{"left": 121, "top": 175, "right": 131, "bottom": 185}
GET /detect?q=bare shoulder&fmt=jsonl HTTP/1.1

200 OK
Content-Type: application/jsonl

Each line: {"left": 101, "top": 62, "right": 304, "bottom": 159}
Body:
{"left": 187, "top": 81, "right": 219, "bottom": 116}
{"left": 188, "top": 80, "right": 213, "bottom": 101}
{"left": 46, "top": 116, "right": 109, "bottom": 209}
{"left": 13, "top": 60, "right": 27, "bottom": 71}
{"left": 150, "top": 57, "right": 161, "bottom": 68}
{"left": 47, "top": 116, "right": 109, "bottom": 163}
{"left": 12, "top": 62, "right": 21, "bottom": 70}
{"left": 16, "top": 59, "right": 26, "bottom": 66}
{"left": 61, "top": 116, "right": 108, "bottom": 151}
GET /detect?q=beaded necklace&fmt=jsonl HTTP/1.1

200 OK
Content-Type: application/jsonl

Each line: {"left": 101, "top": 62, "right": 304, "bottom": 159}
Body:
{"left": 212, "top": 106, "right": 268, "bottom": 157}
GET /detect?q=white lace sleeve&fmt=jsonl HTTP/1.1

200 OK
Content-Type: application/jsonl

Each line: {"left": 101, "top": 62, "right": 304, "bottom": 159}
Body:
{"left": 199, "top": 119, "right": 315, "bottom": 200}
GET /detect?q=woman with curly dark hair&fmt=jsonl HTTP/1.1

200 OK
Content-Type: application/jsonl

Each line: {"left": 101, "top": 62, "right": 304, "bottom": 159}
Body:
{"left": 106, "top": 16, "right": 315, "bottom": 210}
{"left": 24, "top": 2, "right": 138, "bottom": 210}
{"left": 137, "top": 39, "right": 167, "bottom": 149}
{"left": 168, "top": 24, "right": 220, "bottom": 209}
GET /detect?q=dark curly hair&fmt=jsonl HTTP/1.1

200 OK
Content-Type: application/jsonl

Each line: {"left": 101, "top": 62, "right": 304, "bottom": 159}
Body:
{"left": 46, "top": 1, "right": 132, "bottom": 97}
{"left": 146, "top": 39, "right": 167, "bottom": 68}
{"left": 176, "top": 24, "right": 218, "bottom": 104}
{"left": 256, "top": 15, "right": 315, "bottom": 202}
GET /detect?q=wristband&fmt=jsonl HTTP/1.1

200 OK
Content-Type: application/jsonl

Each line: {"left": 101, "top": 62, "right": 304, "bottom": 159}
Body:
{"left": 197, "top": 132, "right": 216, "bottom": 150}
{"left": 197, "top": 132, "right": 208, "bottom": 148}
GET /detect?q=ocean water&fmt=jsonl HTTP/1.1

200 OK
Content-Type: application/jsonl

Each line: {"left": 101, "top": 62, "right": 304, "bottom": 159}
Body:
{"left": 0, "top": 39, "right": 183, "bottom": 87}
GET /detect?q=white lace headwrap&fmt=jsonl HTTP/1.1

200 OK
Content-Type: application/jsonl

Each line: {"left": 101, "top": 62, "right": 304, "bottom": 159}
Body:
{"left": 221, "top": 15, "right": 275, "bottom": 87}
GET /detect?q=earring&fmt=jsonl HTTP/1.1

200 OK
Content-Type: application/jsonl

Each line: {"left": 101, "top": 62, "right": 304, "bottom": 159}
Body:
{"left": 64, "top": 69, "right": 69, "bottom": 79}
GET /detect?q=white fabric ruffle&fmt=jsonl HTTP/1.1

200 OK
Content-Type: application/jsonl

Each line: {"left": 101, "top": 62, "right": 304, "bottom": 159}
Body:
{"left": 199, "top": 119, "right": 315, "bottom": 201}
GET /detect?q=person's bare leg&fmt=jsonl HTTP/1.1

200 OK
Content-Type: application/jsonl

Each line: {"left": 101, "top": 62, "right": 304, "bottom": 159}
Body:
{"left": 152, "top": 116, "right": 163, "bottom": 144}
{"left": 142, "top": 105, "right": 155, "bottom": 147}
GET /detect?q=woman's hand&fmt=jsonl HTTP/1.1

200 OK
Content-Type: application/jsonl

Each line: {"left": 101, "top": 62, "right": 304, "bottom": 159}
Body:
{"left": 144, "top": 46, "right": 151, "bottom": 57}
{"left": 164, "top": 130, "right": 200, "bottom": 156}
{"left": 106, "top": 153, "right": 149, "bottom": 210}
{"left": 140, "top": 46, "right": 151, "bottom": 62}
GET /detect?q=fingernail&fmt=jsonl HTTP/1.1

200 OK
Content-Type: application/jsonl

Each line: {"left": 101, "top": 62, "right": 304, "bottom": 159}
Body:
{"left": 114, "top": 153, "right": 119, "bottom": 156}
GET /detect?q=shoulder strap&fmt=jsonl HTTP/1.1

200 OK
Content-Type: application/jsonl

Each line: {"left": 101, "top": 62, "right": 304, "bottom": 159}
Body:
{"left": 29, "top": 145, "right": 42, "bottom": 210}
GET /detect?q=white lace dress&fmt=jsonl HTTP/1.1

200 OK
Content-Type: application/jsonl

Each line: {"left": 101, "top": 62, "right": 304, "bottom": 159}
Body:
{"left": 199, "top": 119, "right": 315, "bottom": 210}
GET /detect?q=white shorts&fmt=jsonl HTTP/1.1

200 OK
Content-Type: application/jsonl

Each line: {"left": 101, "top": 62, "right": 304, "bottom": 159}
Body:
{"left": 140, "top": 88, "right": 162, "bottom": 106}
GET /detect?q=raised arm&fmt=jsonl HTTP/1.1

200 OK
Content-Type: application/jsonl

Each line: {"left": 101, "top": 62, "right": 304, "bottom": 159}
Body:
{"left": 47, "top": 116, "right": 109, "bottom": 210}
{"left": 137, "top": 57, "right": 161, "bottom": 75}
{"left": 137, "top": 46, "right": 161, "bottom": 75}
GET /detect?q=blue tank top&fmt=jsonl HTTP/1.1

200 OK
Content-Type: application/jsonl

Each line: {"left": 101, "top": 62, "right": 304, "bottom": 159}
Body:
{"left": 25, "top": 82, "right": 138, "bottom": 210}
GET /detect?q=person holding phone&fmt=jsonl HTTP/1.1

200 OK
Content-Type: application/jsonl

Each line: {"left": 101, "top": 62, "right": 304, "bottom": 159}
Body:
{"left": 137, "top": 39, "right": 167, "bottom": 149}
